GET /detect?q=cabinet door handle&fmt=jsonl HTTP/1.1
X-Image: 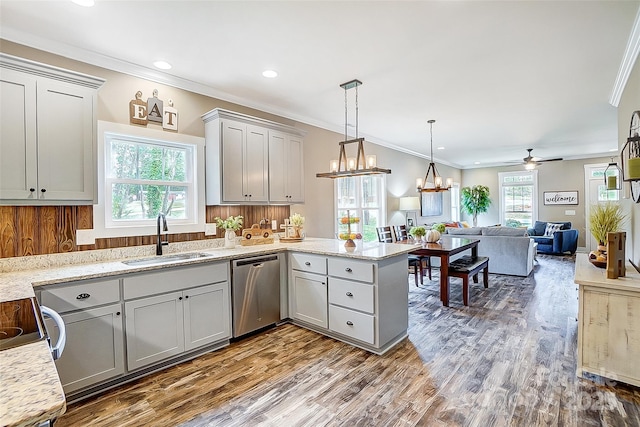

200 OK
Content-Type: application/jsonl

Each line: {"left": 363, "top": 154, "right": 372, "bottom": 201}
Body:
{"left": 178, "top": 296, "right": 183, "bottom": 300}
{"left": 346, "top": 321, "right": 354, "bottom": 326}
{"left": 40, "top": 188, "right": 46, "bottom": 193}
{"left": 29, "top": 188, "right": 35, "bottom": 192}
{"left": 76, "top": 293, "right": 90, "bottom": 300}
{"left": 116, "top": 311, "right": 121, "bottom": 316}
{"left": 345, "top": 267, "right": 352, "bottom": 272}
{"left": 185, "top": 295, "right": 189, "bottom": 299}
{"left": 346, "top": 292, "right": 353, "bottom": 297}
{"left": 321, "top": 282, "right": 326, "bottom": 285}
{"left": 305, "top": 261, "right": 311, "bottom": 266}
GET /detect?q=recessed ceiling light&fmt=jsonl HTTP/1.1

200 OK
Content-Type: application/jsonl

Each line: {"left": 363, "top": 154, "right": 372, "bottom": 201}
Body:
{"left": 262, "top": 70, "right": 278, "bottom": 78}
{"left": 474, "top": 161, "right": 481, "bottom": 165}
{"left": 437, "top": 146, "right": 445, "bottom": 150}
{"left": 71, "top": 0, "right": 95, "bottom": 6}
{"left": 153, "top": 60, "right": 172, "bottom": 70}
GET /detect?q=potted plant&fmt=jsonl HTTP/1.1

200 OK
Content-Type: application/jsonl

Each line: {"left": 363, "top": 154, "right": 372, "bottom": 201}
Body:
{"left": 589, "top": 202, "right": 627, "bottom": 249}
{"left": 409, "top": 225, "right": 427, "bottom": 241}
{"left": 461, "top": 185, "right": 492, "bottom": 227}
{"left": 289, "top": 212, "right": 305, "bottom": 239}
{"left": 215, "top": 215, "right": 244, "bottom": 248}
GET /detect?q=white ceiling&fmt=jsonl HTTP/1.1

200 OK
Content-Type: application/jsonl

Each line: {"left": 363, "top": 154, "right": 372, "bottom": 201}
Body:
{"left": 1, "top": 1, "right": 639, "bottom": 169}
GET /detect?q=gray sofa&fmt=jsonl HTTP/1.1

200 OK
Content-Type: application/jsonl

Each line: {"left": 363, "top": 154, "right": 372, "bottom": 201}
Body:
{"left": 444, "top": 226, "right": 535, "bottom": 276}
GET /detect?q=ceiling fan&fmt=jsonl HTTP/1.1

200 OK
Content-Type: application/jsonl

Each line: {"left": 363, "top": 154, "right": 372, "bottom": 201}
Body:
{"left": 520, "top": 148, "right": 563, "bottom": 169}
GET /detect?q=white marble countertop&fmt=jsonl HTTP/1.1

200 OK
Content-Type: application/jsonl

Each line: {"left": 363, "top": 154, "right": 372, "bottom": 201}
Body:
{"left": 0, "top": 237, "right": 415, "bottom": 427}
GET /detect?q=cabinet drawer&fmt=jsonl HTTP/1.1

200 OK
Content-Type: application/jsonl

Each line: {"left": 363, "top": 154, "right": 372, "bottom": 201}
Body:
{"left": 290, "top": 253, "right": 327, "bottom": 275}
{"left": 40, "top": 278, "right": 120, "bottom": 313}
{"left": 124, "top": 262, "right": 228, "bottom": 300}
{"left": 328, "top": 258, "right": 374, "bottom": 283}
{"left": 329, "top": 278, "right": 374, "bottom": 314}
{"left": 329, "top": 305, "right": 375, "bottom": 345}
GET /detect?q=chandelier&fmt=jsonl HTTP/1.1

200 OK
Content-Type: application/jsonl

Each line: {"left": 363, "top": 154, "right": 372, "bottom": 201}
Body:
{"left": 316, "top": 79, "right": 391, "bottom": 179}
{"left": 416, "top": 119, "right": 451, "bottom": 192}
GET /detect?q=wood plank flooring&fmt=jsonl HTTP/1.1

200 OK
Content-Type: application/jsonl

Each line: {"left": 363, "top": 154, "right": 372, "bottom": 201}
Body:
{"left": 56, "top": 254, "right": 640, "bottom": 426}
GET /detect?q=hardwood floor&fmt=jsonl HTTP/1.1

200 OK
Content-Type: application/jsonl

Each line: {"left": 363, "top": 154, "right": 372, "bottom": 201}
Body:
{"left": 56, "top": 255, "right": 640, "bottom": 426}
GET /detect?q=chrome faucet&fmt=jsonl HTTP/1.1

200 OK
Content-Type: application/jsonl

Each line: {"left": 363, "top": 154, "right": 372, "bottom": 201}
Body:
{"left": 156, "top": 212, "right": 169, "bottom": 255}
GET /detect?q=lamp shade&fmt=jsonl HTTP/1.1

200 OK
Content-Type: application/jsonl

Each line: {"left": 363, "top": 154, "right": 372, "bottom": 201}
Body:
{"left": 399, "top": 196, "right": 421, "bottom": 211}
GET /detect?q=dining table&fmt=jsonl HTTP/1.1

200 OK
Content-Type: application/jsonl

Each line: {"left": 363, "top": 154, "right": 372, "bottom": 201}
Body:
{"left": 402, "top": 236, "right": 480, "bottom": 306}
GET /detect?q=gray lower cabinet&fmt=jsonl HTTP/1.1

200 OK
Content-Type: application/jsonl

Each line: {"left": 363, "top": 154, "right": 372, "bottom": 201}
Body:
{"left": 45, "top": 304, "right": 125, "bottom": 394}
{"left": 124, "top": 263, "right": 231, "bottom": 371}
{"left": 290, "top": 271, "right": 328, "bottom": 328}
{"left": 40, "top": 278, "right": 124, "bottom": 395}
{"left": 288, "top": 252, "right": 409, "bottom": 354}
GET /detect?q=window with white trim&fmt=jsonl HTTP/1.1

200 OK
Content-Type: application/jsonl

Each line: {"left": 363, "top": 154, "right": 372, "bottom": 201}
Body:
{"left": 499, "top": 170, "right": 538, "bottom": 228}
{"left": 335, "top": 175, "right": 386, "bottom": 242}
{"left": 450, "top": 182, "right": 460, "bottom": 222}
{"left": 93, "top": 121, "right": 205, "bottom": 239}
{"left": 105, "top": 134, "right": 195, "bottom": 227}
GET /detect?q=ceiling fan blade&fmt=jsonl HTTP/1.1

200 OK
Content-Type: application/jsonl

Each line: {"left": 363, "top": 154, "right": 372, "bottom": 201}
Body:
{"left": 538, "top": 157, "right": 563, "bottom": 163}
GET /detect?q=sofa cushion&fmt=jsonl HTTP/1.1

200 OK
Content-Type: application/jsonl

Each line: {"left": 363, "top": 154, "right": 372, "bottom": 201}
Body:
{"left": 481, "top": 226, "right": 528, "bottom": 237}
{"left": 543, "top": 223, "right": 564, "bottom": 237}
{"left": 447, "top": 227, "right": 482, "bottom": 235}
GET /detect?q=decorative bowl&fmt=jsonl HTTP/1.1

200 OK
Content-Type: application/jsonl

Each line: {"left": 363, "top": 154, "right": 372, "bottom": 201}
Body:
{"left": 589, "top": 259, "right": 607, "bottom": 269}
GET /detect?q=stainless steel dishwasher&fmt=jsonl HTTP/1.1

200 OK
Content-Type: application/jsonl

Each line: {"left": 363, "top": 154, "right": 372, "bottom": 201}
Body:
{"left": 231, "top": 254, "right": 281, "bottom": 337}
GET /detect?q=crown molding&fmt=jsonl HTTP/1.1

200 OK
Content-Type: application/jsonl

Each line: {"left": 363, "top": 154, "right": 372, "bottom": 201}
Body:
{"left": 610, "top": 6, "right": 640, "bottom": 107}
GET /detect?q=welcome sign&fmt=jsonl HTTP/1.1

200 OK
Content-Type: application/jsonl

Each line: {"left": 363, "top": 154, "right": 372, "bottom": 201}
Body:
{"left": 543, "top": 191, "right": 578, "bottom": 205}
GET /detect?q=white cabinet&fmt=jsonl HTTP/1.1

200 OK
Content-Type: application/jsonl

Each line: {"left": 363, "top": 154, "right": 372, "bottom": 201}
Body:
{"left": 575, "top": 255, "right": 640, "bottom": 387}
{"left": 202, "top": 108, "right": 306, "bottom": 205}
{"left": 0, "top": 53, "right": 104, "bottom": 205}
{"left": 123, "top": 262, "right": 231, "bottom": 371}
{"left": 40, "top": 278, "right": 124, "bottom": 394}
{"left": 268, "top": 131, "right": 304, "bottom": 203}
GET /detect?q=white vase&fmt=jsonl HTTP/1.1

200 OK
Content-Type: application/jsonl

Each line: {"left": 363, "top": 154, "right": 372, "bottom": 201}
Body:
{"left": 224, "top": 229, "right": 236, "bottom": 248}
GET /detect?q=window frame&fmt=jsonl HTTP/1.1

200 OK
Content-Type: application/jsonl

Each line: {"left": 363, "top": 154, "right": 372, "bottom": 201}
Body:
{"left": 92, "top": 121, "right": 206, "bottom": 239}
{"left": 498, "top": 170, "right": 538, "bottom": 228}
{"left": 334, "top": 175, "right": 387, "bottom": 242}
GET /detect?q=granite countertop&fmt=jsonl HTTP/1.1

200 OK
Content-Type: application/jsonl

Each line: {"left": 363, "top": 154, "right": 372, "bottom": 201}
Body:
{"left": 0, "top": 237, "right": 415, "bottom": 427}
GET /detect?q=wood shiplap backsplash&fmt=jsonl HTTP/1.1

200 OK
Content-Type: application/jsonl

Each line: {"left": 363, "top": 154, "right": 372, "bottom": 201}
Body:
{"left": 0, "top": 205, "right": 290, "bottom": 258}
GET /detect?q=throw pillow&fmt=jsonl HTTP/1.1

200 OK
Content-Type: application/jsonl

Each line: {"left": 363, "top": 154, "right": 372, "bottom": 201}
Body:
{"left": 543, "top": 223, "right": 564, "bottom": 237}
{"left": 460, "top": 221, "right": 471, "bottom": 228}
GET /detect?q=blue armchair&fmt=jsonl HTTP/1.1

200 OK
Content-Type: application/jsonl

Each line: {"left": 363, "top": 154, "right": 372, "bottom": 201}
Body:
{"left": 527, "top": 221, "right": 578, "bottom": 255}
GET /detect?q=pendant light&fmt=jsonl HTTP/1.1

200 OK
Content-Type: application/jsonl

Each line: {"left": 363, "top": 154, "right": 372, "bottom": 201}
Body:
{"left": 316, "top": 79, "right": 391, "bottom": 179}
{"left": 416, "top": 120, "right": 451, "bottom": 192}
{"left": 604, "top": 157, "right": 622, "bottom": 191}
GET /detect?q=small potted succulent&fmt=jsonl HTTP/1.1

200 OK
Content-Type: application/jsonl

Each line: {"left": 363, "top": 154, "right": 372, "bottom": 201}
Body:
{"left": 409, "top": 225, "right": 427, "bottom": 242}
{"left": 215, "top": 215, "right": 243, "bottom": 248}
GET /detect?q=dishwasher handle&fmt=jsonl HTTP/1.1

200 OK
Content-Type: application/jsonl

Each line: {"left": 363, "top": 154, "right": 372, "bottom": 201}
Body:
{"left": 234, "top": 255, "right": 279, "bottom": 267}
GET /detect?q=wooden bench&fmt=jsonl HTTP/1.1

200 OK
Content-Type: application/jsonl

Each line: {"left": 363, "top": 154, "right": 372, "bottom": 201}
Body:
{"left": 448, "top": 255, "right": 489, "bottom": 306}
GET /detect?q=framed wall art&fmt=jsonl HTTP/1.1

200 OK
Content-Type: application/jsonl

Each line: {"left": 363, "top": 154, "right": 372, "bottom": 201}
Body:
{"left": 543, "top": 191, "right": 578, "bottom": 205}
{"left": 421, "top": 192, "right": 443, "bottom": 216}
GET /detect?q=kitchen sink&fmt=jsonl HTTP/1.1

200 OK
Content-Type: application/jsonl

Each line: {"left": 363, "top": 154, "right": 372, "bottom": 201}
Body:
{"left": 122, "top": 252, "right": 212, "bottom": 267}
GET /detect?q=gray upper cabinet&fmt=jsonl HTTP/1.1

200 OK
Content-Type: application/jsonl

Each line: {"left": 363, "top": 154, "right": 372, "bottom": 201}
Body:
{"left": 202, "top": 108, "right": 306, "bottom": 205}
{"left": 0, "top": 53, "right": 105, "bottom": 205}
{"left": 269, "top": 131, "right": 304, "bottom": 203}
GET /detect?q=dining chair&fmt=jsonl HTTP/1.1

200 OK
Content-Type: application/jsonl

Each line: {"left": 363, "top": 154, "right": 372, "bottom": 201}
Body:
{"left": 392, "top": 225, "right": 432, "bottom": 283}
{"left": 377, "top": 226, "right": 422, "bottom": 285}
